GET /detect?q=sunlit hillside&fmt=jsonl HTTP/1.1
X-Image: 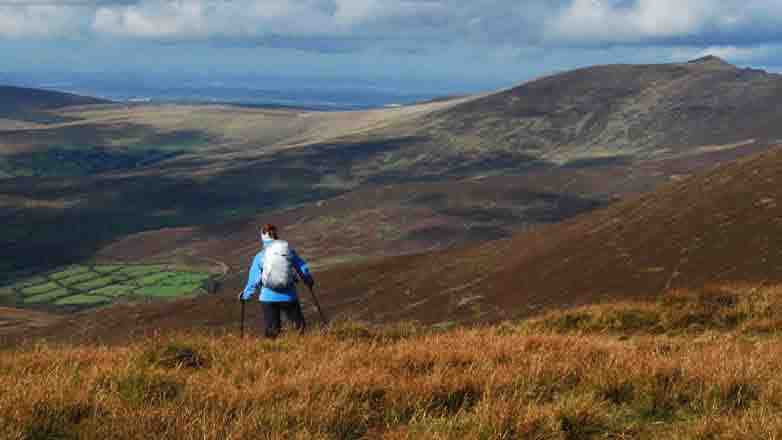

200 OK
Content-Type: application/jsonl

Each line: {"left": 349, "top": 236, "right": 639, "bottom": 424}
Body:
{"left": 4, "top": 283, "right": 782, "bottom": 439}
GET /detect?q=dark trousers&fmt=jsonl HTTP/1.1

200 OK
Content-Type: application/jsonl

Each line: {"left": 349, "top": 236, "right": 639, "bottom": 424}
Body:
{"left": 261, "top": 301, "right": 306, "bottom": 338}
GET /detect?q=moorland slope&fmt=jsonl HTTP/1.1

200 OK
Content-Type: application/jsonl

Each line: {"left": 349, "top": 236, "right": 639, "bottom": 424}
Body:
{"left": 5, "top": 57, "right": 782, "bottom": 337}
{"left": 427, "top": 56, "right": 782, "bottom": 164}
{"left": 311, "top": 145, "right": 782, "bottom": 324}
{"left": 7, "top": 58, "right": 778, "bottom": 279}
{"left": 7, "top": 144, "right": 782, "bottom": 345}
{"left": 0, "top": 85, "right": 108, "bottom": 116}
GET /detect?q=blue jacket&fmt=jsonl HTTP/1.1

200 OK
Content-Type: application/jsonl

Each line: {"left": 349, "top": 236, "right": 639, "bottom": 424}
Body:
{"left": 241, "top": 239, "right": 313, "bottom": 302}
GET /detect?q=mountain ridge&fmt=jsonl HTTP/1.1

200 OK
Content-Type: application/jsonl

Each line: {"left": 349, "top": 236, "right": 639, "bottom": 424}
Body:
{"left": 6, "top": 144, "right": 782, "bottom": 345}
{"left": 421, "top": 56, "right": 782, "bottom": 165}
{"left": 4, "top": 58, "right": 782, "bottom": 321}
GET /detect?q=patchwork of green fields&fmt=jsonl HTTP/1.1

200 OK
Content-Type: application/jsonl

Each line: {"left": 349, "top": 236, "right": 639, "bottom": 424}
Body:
{"left": 0, "top": 264, "right": 213, "bottom": 310}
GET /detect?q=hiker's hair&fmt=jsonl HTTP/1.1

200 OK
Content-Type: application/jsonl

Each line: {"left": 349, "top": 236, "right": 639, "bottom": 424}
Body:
{"left": 261, "top": 224, "right": 279, "bottom": 239}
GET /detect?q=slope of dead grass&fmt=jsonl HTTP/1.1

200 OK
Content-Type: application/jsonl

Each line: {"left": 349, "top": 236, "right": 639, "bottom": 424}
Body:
{"left": 4, "top": 284, "right": 782, "bottom": 439}
{"left": 522, "top": 283, "right": 782, "bottom": 337}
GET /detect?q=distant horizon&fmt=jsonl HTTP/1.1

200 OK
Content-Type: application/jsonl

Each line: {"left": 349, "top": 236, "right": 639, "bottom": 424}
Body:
{"left": 3, "top": 1, "right": 782, "bottom": 93}
{"left": 3, "top": 54, "right": 780, "bottom": 111}
{"left": 0, "top": 69, "right": 508, "bottom": 110}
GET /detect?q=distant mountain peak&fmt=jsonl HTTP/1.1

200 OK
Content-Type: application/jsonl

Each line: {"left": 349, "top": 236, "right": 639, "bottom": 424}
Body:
{"left": 686, "top": 55, "right": 735, "bottom": 69}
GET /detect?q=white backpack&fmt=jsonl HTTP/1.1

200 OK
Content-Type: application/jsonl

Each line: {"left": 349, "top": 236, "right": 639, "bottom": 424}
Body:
{"left": 261, "top": 240, "right": 296, "bottom": 290}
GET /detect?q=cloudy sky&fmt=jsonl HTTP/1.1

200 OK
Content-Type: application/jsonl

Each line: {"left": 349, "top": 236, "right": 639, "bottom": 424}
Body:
{"left": 2, "top": 0, "right": 782, "bottom": 89}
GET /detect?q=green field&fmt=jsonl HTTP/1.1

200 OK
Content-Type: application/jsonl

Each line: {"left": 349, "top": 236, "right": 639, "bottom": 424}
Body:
{"left": 137, "top": 284, "right": 203, "bottom": 298}
{"left": 137, "top": 272, "right": 178, "bottom": 286}
{"left": 21, "top": 282, "right": 61, "bottom": 296}
{"left": 49, "top": 266, "right": 90, "bottom": 280}
{"left": 162, "top": 273, "right": 211, "bottom": 284}
{"left": 15, "top": 276, "right": 49, "bottom": 288}
{"left": 90, "top": 285, "right": 136, "bottom": 297}
{"left": 53, "top": 295, "right": 111, "bottom": 306}
{"left": 24, "top": 288, "right": 71, "bottom": 304}
{"left": 58, "top": 271, "right": 100, "bottom": 286}
{"left": 94, "top": 265, "right": 124, "bottom": 274}
{"left": 119, "top": 265, "right": 165, "bottom": 277}
{"left": 1, "top": 264, "right": 214, "bottom": 310}
{"left": 72, "top": 276, "right": 116, "bottom": 291}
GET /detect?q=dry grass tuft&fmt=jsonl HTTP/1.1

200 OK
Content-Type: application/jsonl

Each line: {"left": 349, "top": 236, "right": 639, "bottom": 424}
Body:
{"left": 522, "top": 284, "right": 782, "bottom": 337}
{"left": 137, "top": 341, "right": 211, "bottom": 370}
{"left": 4, "top": 284, "right": 782, "bottom": 438}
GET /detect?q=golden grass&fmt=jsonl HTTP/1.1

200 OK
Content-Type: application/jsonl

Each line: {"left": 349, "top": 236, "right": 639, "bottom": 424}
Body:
{"left": 4, "top": 284, "right": 782, "bottom": 439}
{"left": 57, "top": 99, "right": 463, "bottom": 155}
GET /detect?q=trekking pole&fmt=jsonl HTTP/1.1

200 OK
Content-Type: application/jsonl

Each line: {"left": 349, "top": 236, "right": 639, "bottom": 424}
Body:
{"left": 307, "top": 285, "right": 328, "bottom": 325}
{"left": 240, "top": 299, "right": 246, "bottom": 338}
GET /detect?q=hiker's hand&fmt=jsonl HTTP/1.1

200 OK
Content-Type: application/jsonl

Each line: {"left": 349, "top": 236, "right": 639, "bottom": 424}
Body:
{"left": 238, "top": 292, "right": 245, "bottom": 301}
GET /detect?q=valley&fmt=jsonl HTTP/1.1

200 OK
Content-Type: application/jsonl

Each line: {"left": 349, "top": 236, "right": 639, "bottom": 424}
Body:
{"left": 3, "top": 57, "right": 782, "bottom": 343}
{"left": 7, "top": 1, "right": 782, "bottom": 436}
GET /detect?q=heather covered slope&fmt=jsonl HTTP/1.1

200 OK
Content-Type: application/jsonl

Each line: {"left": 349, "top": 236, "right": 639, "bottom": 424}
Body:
{"left": 0, "top": 97, "right": 474, "bottom": 278}
{"left": 0, "top": 85, "right": 108, "bottom": 115}
{"left": 311, "top": 145, "right": 782, "bottom": 324}
{"left": 6, "top": 146, "right": 782, "bottom": 346}
{"left": 426, "top": 56, "right": 782, "bottom": 164}
{"left": 91, "top": 135, "right": 763, "bottom": 294}
{"left": 4, "top": 58, "right": 782, "bottom": 280}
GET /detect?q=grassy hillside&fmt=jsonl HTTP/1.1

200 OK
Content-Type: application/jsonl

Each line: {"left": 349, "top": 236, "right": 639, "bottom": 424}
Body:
{"left": 3, "top": 283, "right": 782, "bottom": 439}
{"left": 293, "top": 145, "right": 782, "bottom": 325}
{"left": 4, "top": 59, "right": 782, "bottom": 289}
{"left": 6, "top": 145, "right": 781, "bottom": 343}
{"left": 428, "top": 56, "right": 782, "bottom": 164}
{"left": 0, "top": 99, "right": 468, "bottom": 280}
{"left": 0, "top": 86, "right": 108, "bottom": 123}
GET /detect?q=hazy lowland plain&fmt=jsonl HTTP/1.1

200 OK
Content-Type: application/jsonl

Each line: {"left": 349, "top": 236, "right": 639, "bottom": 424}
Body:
{"left": 5, "top": 57, "right": 782, "bottom": 438}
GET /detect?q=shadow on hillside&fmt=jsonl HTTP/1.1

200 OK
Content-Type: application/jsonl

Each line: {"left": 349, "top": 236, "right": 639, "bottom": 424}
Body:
{"left": 0, "top": 136, "right": 426, "bottom": 281}
{"left": 0, "top": 135, "right": 606, "bottom": 283}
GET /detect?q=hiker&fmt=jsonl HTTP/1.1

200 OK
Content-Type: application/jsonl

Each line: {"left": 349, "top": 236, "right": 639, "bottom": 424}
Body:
{"left": 239, "top": 224, "right": 315, "bottom": 338}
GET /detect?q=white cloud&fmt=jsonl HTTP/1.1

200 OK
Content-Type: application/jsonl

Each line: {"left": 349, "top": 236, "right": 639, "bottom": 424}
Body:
{"left": 96, "top": 0, "right": 276, "bottom": 38}
{"left": 88, "top": 0, "right": 446, "bottom": 39}
{"left": 547, "top": 0, "right": 782, "bottom": 44}
{"left": 332, "top": 0, "right": 379, "bottom": 26}
{"left": 93, "top": 1, "right": 206, "bottom": 37}
{"left": 1, "top": 0, "right": 782, "bottom": 54}
{"left": 0, "top": 4, "right": 84, "bottom": 37}
{"left": 549, "top": 0, "right": 715, "bottom": 42}
{"left": 670, "top": 44, "right": 780, "bottom": 64}
{"left": 699, "top": 46, "right": 769, "bottom": 61}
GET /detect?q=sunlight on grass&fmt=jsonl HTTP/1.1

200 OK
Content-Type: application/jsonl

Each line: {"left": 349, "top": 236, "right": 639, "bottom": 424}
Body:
{"left": 7, "top": 264, "right": 213, "bottom": 309}
{"left": 137, "top": 272, "right": 178, "bottom": 286}
{"left": 52, "top": 295, "right": 111, "bottom": 306}
{"left": 49, "top": 265, "right": 89, "bottom": 280}
{"left": 5, "top": 285, "right": 782, "bottom": 440}
{"left": 136, "top": 283, "right": 202, "bottom": 298}
{"left": 118, "top": 265, "right": 165, "bottom": 277}
{"left": 23, "top": 288, "right": 71, "bottom": 304}
{"left": 58, "top": 271, "right": 99, "bottom": 287}
{"left": 21, "top": 282, "right": 61, "bottom": 296}
{"left": 93, "top": 265, "right": 124, "bottom": 274}
{"left": 89, "top": 285, "right": 136, "bottom": 297}
{"left": 72, "top": 277, "right": 115, "bottom": 291}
